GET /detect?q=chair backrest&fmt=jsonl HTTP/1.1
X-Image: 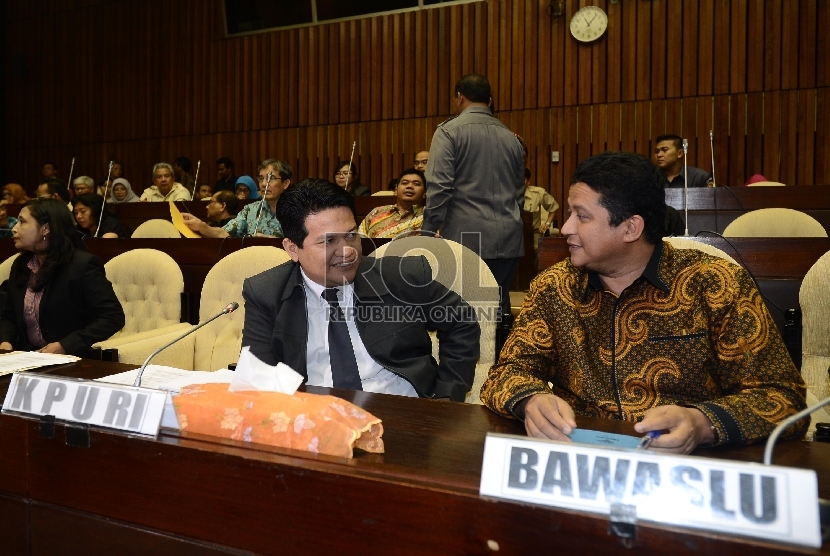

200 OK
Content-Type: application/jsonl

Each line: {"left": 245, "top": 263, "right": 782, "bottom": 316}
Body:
{"left": 370, "top": 236, "right": 500, "bottom": 404}
{"left": 371, "top": 191, "right": 395, "bottom": 196}
{"left": 723, "top": 208, "right": 827, "bottom": 238}
{"left": 131, "top": 219, "right": 181, "bottom": 238}
{"left": 799, "top": 250, "right": 830, "bottom": 422}
{"left": 194, "top": 246, "right": 292, "bottom": 371}
{"left": 0, "top": 252, "right": 20, "bottom": 283}
{"left": 663, "top": 237, "right": 739, "bottom": 266}
{"left": 745, "top": 181, "right": 786, "bottom": 187}
{"left": 104, "top": 249, "right": 184, "bottom": 337}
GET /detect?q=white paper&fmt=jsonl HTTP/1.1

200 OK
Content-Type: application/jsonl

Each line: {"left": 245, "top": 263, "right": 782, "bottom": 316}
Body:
{"left": 96, "top": 365, "right": 236, "bottom": 393}
{"left": 0, "top": 351, "right": 80, "bottom": 377}
{"left": 228, "top": 347, "right": 303, "bottom": 394}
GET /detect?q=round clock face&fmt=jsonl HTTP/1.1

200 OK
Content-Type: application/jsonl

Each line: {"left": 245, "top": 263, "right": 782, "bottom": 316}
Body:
{"left": 570, "top": 6, "right": 608, "bottom": 43}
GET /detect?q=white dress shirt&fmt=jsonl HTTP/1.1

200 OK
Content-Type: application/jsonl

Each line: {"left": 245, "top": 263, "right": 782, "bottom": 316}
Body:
{"left": 301, "top": 269, "right": 418, "bottom": 397}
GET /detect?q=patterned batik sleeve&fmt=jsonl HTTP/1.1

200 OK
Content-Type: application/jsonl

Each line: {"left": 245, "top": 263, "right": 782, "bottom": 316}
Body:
{"left": 689, "top": 261, "right": 808, "bottom": 445}
{"left": 480, "top": 269, "right": 561, "bottom": 418}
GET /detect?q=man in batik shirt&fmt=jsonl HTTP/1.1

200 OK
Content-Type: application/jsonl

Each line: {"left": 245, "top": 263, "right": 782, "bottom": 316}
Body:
{"left": 359, "top": 168, "right": 425, "bottom": 239}
{"left": 481, "top": 151, "right": 807, "bottom": 454}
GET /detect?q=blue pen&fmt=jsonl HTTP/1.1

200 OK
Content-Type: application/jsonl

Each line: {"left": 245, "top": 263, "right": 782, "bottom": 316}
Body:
{"left": 637, "top": 430, "right": 662, "bottom": 449}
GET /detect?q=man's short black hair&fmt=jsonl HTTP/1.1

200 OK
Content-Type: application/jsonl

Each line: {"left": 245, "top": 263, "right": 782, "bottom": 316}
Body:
{"left": 570, "top": 151, "right": 666, "bottom": 245}
{"left": 277, "top": 179, "right": 356, "bottom": 248}
{"left": 215, "top": 189, "right": 239, "bottom": 215}
{"left": 39, "top": 179, "right": 70, "bottom": 203}
{"left": 398, "top": 167, "right": 425, "bottom": 183}
{"left": 524, "top": 167, "right": 531, "bottom": 181}
{"left": 455, "top": 73, "right": 491, "bottom": 104}
{"left": 174, "top": 156, "right": 192, "bottom": 173}
{"left": 216, "top": 157, "right": 234, "bottom": 169}
{"left": 43, "top": 161, "right": 57, "bottom": 170}
{"left": 655, "top": 134, "right": 683, "bottom": 150}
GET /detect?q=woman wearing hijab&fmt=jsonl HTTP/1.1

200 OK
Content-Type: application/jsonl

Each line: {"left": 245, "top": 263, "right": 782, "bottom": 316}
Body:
{"left": 109, "top": 178, "right": 139, "bottom": 203}
{"left": 0, "top": 198, "right": 125, "bottom": 355}
{"left": 235, "top": 175, "right": 261, "bottom": 201}
{"left": 2, "top": 183, "right": 30, "bottom": 205}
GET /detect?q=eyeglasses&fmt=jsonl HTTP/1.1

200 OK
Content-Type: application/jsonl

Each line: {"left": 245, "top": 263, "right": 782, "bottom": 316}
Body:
{"left": 335, "top": 171, "right": 353, "bottom": 178}
{"left": 258, "top": 175, "right": 283, "bottom": 183}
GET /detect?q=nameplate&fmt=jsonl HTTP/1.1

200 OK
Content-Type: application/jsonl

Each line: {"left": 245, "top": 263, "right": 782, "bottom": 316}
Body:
{"left": 479, "top": 433, "right": 821, "bottom": 548}
{"left": 1, "top": 372, "right": 169, "bottom": 437}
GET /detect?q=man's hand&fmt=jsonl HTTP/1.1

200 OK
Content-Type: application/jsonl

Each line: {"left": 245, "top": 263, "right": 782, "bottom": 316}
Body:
{"left": 524, "top": 393, "right": 577, "bottom": 441}
{"left": 538, "top": 224, "right": 548, "bottom": 235}
{"left": 37, "top": 342, "right": 66, "bottom": 355}
{"left": 634, "top": 405, "right": 715, "bottom": 454}
{"left": 181, "top": 213, "right": 206, "bottom": 234}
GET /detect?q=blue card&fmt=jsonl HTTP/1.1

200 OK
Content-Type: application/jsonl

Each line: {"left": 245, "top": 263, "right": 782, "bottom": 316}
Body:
{"left": 567, "top": 428, "right": 642, "bottom": 449}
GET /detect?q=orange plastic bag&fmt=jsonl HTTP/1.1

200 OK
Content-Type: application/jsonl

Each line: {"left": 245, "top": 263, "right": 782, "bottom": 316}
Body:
{"left": 173, "top": 383, "right": 384, "bottom": 458}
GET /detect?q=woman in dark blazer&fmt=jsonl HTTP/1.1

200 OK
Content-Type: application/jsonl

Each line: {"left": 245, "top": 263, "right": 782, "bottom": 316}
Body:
{"left": 0, "top": 198, "right": 125, "bottom": 356}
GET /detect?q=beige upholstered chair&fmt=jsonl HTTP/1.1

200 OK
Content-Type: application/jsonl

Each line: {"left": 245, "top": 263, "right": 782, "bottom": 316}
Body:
{"left": 94, "top": 249, "right": 191, "bottom": 355}
{"left": 371, "top": 191, "right": 395, "bottom": 196}
{"left": 131, "top": 219, "right": 181, "bottom": 238}
{"left": 370, "top": 236, "right": 500, "bottom": 404}
{"left": 663, "top": 237, "right": 739, "bottom": 266}
{"left": 799, "top": 250, "right": 830, "bottom": 426}
{"left": 723, "top": 208, "right": 827, "bottom": 238}
{"left": 117, "top": 246, "right": 292, "bottom": 370}
{"left": 0, "top": 252, "right": 20, "bottom": 283}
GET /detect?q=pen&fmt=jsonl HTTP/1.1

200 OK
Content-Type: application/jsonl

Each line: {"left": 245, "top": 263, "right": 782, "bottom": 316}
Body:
{"left": 637, "top": 431, "right": 662, "bottom": 450}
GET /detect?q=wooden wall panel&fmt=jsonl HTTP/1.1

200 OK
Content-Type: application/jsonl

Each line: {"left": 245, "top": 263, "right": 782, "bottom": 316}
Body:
{"left": 3, "top": 0, "right": 829, "bottom": 193}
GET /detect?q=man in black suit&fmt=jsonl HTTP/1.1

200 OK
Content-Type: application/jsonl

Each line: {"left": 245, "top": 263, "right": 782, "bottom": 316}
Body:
{"left": 241, "top": 179, "right": 481, "bottom": 401}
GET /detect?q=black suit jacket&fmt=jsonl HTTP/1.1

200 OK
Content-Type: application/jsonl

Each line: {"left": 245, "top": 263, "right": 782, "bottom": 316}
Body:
{"left": 0, "top": 250, "right": 125, "bottom": 356}
{"left": 241, "top": 256, "right": 480, "bottom": 401}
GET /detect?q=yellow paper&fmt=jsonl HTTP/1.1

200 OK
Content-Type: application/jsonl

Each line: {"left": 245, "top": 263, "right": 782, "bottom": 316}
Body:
{"left": 169, "top": 201, "right": 201, "bottom": 238}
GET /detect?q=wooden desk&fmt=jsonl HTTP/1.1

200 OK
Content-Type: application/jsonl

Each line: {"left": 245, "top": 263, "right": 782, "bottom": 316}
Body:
{"left": 0, "top": 360, "right": 827, "bottom": 555}
{"left": 665, "top": 185, "right": 830, "bottom": 236}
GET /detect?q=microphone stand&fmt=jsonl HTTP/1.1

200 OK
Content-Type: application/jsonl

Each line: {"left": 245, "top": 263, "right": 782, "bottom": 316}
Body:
{"left": 133, "top": 302, "right": 239, "bottom": 387}
{"left": 190, "top": 160, "right": 201, "bottom": 200}
{"left": 763, "top": 397, "right": 830, "bottom": 465}
{"left": 66, "top": 157, "right": 76, "bottom": 190}
{"left": 251, "top": 171, "right": 272, "bottom": 237}
{"left": 682, "top": 139, "right": 689, "bottom": 237}
{"left": 94, "top": 160, "right": 114, "bottom": 238}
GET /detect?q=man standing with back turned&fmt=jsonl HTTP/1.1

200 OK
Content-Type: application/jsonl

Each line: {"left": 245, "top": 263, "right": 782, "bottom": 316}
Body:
{"left": 423, "top": 74, "right": 525, "bottom": 324}
{"left": 481, "top": 151, "right": 807, "bottom": 453}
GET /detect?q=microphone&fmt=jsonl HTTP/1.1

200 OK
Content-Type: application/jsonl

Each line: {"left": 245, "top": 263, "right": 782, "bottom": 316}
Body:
{"left": 763, "top": 396, "right": 830, "bottom": 465}
{"left": 251, "top": 170, "right": 273, "bottom": 237}
{"left": 132, "top": 302, "right": 239, "bottom": 387}
{"left": 709, "top": 130, "right": 717, "bottom": 188}
{"left": 682, "top": 139, "right": 689, "bottom": 236}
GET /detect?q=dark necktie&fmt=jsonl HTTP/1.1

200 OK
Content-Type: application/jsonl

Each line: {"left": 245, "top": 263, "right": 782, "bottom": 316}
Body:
{"left": 322, "top": 288, "right": 363, "bottom": 390}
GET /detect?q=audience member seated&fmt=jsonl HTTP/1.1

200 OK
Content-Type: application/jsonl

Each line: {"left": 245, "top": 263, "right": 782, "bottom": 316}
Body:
{"left": 109, "top": 178, "right": 139, "bottom": 203}
{"left": 195, "top": 184, "right": 213, "bottom": 200}
{"left": 480, "top": 151, "right": 807, "bottom": 453}
{"left": 414, "top": 150, "right": 429, "bottom": 172}
{"left": 215, "top": 157, "right": 236, "bottom": 193}
{"left": 523, "top": 167, "right": 559, "bottom": 248}
{"left": 72, "top": 176, "right": 95, "bottom": 196}
{"left": 73, "top": 193, "right": 128, "bottom": 239}
{"left": 97, "top": 160, "right": 124, "bottom": 198}
{"left": 35, "top": 180, "right": 71, "bottom": 209}
{"left": 653, "top": 134, "right": 712, "bottom": 188}
{"left": 182, "top": 159, "right": 290, "bottom": 239}
{"left": 241, "top": 179, "right": 480, "bottom": 400}
{"left": 173, "top": 156, "right": 196, "bottom": 195}
{"left": 235, "top": 175, "right": 260, "bottom": 201}
{"left": 2, "top": 183, "right": 30, "bottom": 205}
{"left": 333, "top": 161, "right": 369, "bottom": 196}
{"left": 0, "top": 198, "right": 125, "bottom": 355}
{"left": 0, "top": 204, "right": 17, "bottom": 238}
{"left": 359, "top": 168, "right": 425, "bottom": 238}
{"left": 41, "top": 162, "right": 60, "bottom": 182}
{"left": 205, "top": 190, "right": 238, "bottom": 227}
{"left": 140, "top": 162, "right": 190, "bottom": 202}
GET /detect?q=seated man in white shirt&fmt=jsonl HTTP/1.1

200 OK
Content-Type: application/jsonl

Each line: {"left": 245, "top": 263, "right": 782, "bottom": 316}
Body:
{"left": 140, "top": 162, "right": 190, "bottom": 202}
{"left": 240, "top": 179, "right": 481, "bottom": 401}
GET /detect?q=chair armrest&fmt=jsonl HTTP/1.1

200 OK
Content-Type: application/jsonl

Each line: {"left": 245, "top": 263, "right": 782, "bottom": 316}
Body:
{"left": 113, "top": 330, "right": 197, "bottom": 369}
{"left": 94, "top": 323, "right": 194, "bottom": 351}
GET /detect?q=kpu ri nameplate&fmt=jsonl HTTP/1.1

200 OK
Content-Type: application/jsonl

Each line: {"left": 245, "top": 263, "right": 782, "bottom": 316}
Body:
{"left": 2, "top": 371, "right": 170, "bottom": 437}
{"left": 479, "top": 433, "right": 821, "bottom": 548}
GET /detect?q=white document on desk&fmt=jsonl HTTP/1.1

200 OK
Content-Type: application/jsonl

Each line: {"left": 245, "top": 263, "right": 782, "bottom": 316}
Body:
{"left": 0, "top": 351, "right": 80, "bottom": 377}
{"left": 96, "top": 365, "right": 236, "bottom": 393}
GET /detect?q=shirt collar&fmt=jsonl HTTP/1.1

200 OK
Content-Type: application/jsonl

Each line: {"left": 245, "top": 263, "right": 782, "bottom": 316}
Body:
{"left": 582, "top": 241, "right": 668, "bottom": 301}
{"left": 461, "top": 105, "right": 493, "bottom": 116}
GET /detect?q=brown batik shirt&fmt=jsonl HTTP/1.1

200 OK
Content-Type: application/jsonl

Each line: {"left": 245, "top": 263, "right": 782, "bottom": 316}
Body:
{"left": 481, "top": 241, "right": 807, "bottom": 446}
